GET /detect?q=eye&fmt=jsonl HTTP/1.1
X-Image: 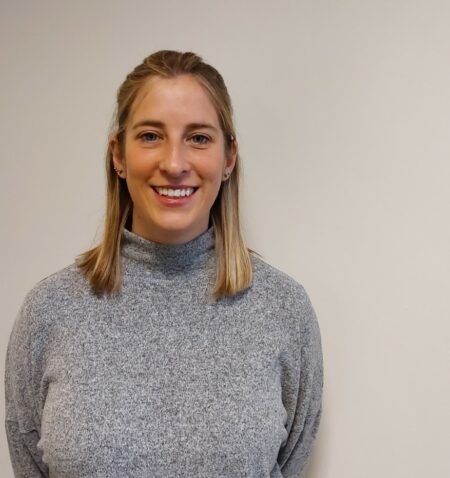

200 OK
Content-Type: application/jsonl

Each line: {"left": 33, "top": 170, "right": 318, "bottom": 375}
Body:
{"left": 191, "top": 134, "right": 210, "bottom": 145}
{"left": 139, "top": 132, "right": 160, "bottom": 142}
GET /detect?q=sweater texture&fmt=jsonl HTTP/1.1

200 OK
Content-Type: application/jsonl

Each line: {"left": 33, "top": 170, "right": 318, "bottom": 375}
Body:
{"left": 5, "top": 225, "right": 323, "bottom": 478}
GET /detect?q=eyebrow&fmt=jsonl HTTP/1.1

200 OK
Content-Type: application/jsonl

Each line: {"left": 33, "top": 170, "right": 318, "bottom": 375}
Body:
{"left": 131, "top": 119, "right": 219, "bottom": 133}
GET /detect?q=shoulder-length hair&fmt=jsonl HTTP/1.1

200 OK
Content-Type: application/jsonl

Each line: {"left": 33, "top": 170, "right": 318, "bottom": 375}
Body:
{"left": 75, "top": 50, "right": 254, "bottom": 301}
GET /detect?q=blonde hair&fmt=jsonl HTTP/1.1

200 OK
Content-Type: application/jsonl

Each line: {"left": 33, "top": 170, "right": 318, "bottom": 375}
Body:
{"left": 75, "top": 50, "right": 255, "bottom": 301}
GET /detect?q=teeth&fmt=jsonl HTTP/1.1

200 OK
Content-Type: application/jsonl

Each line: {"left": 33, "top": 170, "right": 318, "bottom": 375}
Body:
{"left": 154, "top": 187, "right": 195, "bottom": 197}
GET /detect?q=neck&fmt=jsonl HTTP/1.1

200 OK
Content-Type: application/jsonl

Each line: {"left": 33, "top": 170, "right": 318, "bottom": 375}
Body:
{"left": 121, "top": 225, "right": 215, "bottom": 273}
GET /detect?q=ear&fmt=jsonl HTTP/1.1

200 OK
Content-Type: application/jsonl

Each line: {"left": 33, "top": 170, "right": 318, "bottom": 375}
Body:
{"left": 110, "top": 135, "right": 126, "bottom": 178}
{"left": 224, "top": 137, "right": 237, "bottom": 177}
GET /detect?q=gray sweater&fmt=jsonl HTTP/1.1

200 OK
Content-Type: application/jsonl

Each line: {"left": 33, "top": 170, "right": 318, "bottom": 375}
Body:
{"left": 5, "top": 225, "right": 323, "bottom": 478}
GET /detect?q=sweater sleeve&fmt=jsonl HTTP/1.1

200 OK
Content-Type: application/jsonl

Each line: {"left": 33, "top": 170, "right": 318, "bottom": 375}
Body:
{"left": 4, "top": 292, "right": 49, "bottom": 477}
{"left": 277, "top": 286, "right": 324, "bottom": 478}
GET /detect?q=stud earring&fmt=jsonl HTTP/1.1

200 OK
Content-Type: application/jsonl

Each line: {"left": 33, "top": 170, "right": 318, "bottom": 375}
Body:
{"left": 114, "top": 166, "right": 123, "bottom": 175}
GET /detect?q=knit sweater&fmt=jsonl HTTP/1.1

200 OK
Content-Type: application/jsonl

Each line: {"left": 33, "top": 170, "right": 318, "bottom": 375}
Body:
{"left": 4, "top": 225, "right": 323, "bottom": 478}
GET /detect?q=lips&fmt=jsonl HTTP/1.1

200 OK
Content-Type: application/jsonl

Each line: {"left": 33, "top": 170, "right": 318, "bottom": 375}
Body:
{"left": 151, "top": 186, "right": 199, "bottom": 197}
{"left": 150, "top": 186, "right": 198, "bottom": 206}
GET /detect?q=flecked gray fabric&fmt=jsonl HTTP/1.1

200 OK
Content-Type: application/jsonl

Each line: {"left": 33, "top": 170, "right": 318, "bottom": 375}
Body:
{"left": 5, "top": 225, "right": 323, "bottom": 478}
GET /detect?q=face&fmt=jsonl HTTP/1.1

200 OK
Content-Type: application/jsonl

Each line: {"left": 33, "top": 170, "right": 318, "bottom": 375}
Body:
{"left": 111, "top": 74, "right": 236, "bottom": 244}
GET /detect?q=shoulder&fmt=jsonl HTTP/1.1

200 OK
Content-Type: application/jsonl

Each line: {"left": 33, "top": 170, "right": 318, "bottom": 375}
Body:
{"left": 250, "top": 253, "right": 312, "bottom": 308}
{"left": 249, "top": 252, "right": 320, "bottom": 336}
{"left": 14, "top": 263, "right": 88, "bottom": 331}
{"left": 26, "top": 262, "right": 86, "bottom": 303}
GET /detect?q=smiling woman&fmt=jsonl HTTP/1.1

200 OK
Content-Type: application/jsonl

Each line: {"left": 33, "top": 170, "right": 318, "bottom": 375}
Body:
{"left": 5, "top": 50, "right": 323, "bottom": 478}
{"left": 78, "top": 51, "right": 250, "bottom": 299}
{"left": 110, "top": 74, "right": 236, "bottom": 245}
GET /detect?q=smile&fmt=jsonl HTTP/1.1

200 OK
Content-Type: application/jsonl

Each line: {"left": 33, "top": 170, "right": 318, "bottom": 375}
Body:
{"left": 150, "top": 186, "right": 199, "bottom": 206}
{"left": 152, "top": 186, "right": 198, "bottom": 198}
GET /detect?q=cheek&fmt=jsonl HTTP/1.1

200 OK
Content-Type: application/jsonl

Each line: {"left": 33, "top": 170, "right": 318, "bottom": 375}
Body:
{"left": 202, "top": 166, "right": 222, "bottom": 182}
{"left": 125, "top": 149, "right": 156, "bottom": 177}
{"left": 199, "top": 153, "right": 226, "bottom": 181}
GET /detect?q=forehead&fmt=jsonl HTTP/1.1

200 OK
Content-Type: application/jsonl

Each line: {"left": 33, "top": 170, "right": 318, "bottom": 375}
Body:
{"left": 129, "top": 74, "right": 220, "bottom": 126}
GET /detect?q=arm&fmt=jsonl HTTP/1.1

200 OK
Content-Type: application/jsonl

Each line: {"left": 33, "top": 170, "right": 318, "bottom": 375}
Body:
{"left": 4, "top": 294, "right": 49, "bottom": 477}
{"left": 277, "top": 287, "right": 324, "bottom": 478}
{"left": 5, "top": 422, "right": 48, "bottom": 478}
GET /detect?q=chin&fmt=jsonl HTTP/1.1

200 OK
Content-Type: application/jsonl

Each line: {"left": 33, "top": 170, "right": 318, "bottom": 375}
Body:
{"left": 154, "top": 218, "right": 195, "bottom": 231}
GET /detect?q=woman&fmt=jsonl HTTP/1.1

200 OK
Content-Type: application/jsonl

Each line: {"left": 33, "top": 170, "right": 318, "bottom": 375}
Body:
{"left": 5, "top": 50, "right": 323, "bottom": 477}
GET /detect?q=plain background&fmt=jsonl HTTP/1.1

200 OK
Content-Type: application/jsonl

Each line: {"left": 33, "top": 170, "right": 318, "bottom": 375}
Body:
{"left": 1, "top": 1, "right": 449, "bottom": 477}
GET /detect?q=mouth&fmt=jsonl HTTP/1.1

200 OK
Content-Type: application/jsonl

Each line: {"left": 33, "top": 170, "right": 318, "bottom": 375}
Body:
{"left": 151, "top": 186, "right": 199, "bottom": 199}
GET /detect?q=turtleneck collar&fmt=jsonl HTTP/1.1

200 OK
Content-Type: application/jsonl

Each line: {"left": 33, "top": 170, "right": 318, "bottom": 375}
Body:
{"left": 120, "top": 226, "right": 215, "bottom": 272}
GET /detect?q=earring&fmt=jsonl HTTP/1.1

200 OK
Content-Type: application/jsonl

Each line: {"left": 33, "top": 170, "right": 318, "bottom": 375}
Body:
{"left": 223, "top": 171, "right": 230, "bottom": 180}
{"left": 114, "top": 166, "right": 123, "bottom": 175}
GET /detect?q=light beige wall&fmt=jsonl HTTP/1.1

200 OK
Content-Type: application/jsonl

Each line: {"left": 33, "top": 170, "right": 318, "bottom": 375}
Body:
{"left": 1, "top": 1, "right": 449, "bottom": 476}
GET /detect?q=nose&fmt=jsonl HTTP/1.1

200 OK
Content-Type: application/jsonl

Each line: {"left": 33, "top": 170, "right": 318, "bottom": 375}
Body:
{"left": 158, "top": 140, "right": 190, "bottom": 177}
